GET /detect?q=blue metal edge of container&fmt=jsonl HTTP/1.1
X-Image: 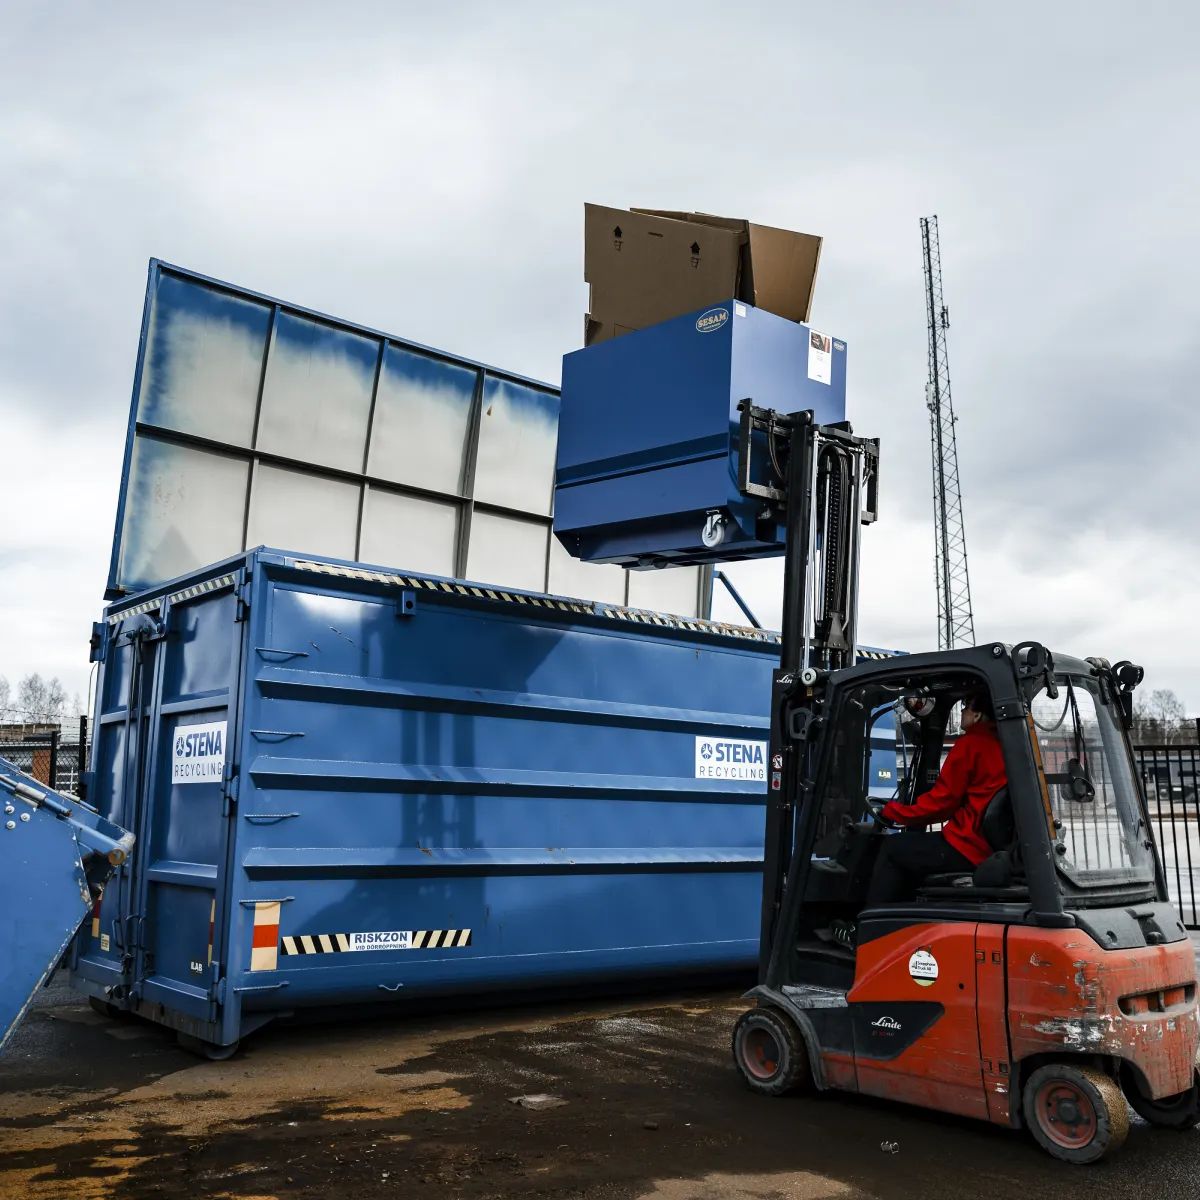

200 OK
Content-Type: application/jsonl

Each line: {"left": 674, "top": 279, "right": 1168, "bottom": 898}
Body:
{"left": 2, "top": 757, "right": 133, "bottom": 1052}
{"left": 68, "top": 546, "right": 897, "bottom": 1050}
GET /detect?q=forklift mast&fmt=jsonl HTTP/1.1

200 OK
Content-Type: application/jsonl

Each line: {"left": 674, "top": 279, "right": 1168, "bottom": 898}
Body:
{"left": 733, "top": 404, "right": 880, "bottom": 974}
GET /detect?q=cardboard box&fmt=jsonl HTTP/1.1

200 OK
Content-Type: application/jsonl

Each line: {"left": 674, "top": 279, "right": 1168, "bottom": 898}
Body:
{"left": 583, "top": 204, "right": 822, "bottom": 345}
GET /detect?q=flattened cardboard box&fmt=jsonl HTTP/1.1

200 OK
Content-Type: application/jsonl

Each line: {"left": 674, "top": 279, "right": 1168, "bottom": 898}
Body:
{"left": 583, "top": 204, "right": 822, "bottom": 345}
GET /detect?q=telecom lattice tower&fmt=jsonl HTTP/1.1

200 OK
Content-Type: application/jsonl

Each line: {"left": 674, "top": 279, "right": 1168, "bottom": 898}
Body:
{"left": 920, "top": 215, "right": 975, "bottom": 650}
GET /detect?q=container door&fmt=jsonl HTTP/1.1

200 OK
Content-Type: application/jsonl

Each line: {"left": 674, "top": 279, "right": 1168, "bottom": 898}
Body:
{"left": 70, "top": 614, "right": 163, "bottom": 996}
{"left": 130, "top": 573, "right": 246, "bottom": 1022}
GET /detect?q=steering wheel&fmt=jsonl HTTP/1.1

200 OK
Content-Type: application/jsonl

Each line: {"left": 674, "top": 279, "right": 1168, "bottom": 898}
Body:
{"left": 839, "top": 798, "right": 889, "bottom": 841}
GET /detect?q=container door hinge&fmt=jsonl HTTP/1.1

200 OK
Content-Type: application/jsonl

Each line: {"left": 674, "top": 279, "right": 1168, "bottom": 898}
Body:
{"left": 235, "top": 582, "right": 252, "bottom": 623}
{"left": 222, "top": 772, "right": 239, "bottom": 817}
{"left": 211, "top": 965, "right": 226, "bottom": 1004}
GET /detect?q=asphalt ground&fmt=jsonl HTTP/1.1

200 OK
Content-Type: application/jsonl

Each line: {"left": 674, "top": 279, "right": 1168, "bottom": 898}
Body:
{"left": 3, "top": 974, "right": 1200, "bottom": 1200}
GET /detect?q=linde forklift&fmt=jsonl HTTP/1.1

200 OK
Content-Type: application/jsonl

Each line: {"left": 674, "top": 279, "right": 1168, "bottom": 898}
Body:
{"left": 725, "top": 408, "right": 1200, "bottom": 1163}
{"left": 556, "top": 297, "right": 1200, "bottom": 1165}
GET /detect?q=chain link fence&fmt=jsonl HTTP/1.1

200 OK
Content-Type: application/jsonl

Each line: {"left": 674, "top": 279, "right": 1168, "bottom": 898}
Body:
{"left": 0, "top": 717, "right": 89, "bottom": 797}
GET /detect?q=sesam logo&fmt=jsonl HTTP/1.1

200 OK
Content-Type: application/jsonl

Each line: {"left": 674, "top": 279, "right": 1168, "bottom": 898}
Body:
{"left": 694, "top": 736, "right": 767, "bottom": 781}
{"left": 695, "top": 307, "right": 729, "bottom": 334}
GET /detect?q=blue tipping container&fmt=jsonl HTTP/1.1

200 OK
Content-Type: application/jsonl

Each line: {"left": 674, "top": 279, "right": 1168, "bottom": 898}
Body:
{"left": 1, "top": 757, "right": 133, "bottom": 1052}
{"left": 554, "top": 301, "right": 847, "bottom": 568}
{"left": 68, "top": 547, "right": 900, "bottom": 1051}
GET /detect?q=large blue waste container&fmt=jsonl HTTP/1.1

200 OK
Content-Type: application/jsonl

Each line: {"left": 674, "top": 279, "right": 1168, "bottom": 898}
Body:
{"left": 69, "top": 547, "right": 897, "bottom": 1053}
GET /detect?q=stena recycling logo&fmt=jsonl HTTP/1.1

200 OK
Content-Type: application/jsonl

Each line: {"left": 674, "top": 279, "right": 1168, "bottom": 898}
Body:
{"left": 694, "top": 736, "right": 767, "bottom": 781}
{"left": 695, "top": 307, "right": 729, "bottom": 334}
{"left": 172, "top": 720, "right": 227, "bottom": 785}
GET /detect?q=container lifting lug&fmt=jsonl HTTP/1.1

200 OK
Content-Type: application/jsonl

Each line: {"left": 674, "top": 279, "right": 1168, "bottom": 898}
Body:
{"left": 235, "top": 581, "right": 252, "bottom": 623}
{"left": 89, "top": 621, "right": 107, "bottom": 664}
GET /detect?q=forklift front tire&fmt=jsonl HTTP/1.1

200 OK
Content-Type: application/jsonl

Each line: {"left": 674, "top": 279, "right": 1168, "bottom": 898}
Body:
{"left": 732, "top": 1008, "right": 811, "bottom": 1096}
{"left": 1023, "top": 1064, "right": 1129, "bottom": 1163}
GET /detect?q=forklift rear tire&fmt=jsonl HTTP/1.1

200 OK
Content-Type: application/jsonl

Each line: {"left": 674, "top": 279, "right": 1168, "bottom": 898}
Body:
{"left": 732, "top": 1008, "right": 811, "bottom": 1096}
{"left": 1023, "top": 1064, "right": 1129, "bottom": 1163}
{"left": 1125, "top": 1071, "right": 1200, "bottom": 1131}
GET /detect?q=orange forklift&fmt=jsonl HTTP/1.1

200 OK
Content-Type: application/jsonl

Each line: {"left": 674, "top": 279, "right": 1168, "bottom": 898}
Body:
{"left": 727, "top": 409, "right": 1200, "bottom": 1163}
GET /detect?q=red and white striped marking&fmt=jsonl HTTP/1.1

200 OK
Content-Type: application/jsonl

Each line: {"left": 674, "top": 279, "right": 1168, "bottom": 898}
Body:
{"left": 207, "top": 898, "right": 216, "bottom": 966}
{"left": 250, "top": 900, "right": 281, "bottom": 971}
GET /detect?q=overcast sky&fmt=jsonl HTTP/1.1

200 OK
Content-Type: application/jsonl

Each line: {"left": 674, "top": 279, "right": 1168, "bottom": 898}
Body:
{"left": 2, "top": 2, "right": 1198, "bottom": 716}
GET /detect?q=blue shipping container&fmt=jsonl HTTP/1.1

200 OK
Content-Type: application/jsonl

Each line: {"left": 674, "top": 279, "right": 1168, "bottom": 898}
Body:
{"left": 69, "top": 548, "right": 790, "bottom": 1051}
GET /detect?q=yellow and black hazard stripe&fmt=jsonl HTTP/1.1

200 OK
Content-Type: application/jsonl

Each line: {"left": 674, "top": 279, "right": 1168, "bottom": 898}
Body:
{"left": 281, "top": 929, "right": 473, "bottom": 956}
{"left": 106, "top": 573, "right": 238, "bottom": 626}
{"left": 290, "top": 559, "right": 906, "bottom": 657}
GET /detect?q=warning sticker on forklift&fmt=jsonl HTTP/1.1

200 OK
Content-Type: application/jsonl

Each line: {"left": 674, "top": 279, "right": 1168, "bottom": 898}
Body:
{"left": 807, "top": 330, "right": 832, "bottom": 385}
{"left": 694, "top": 737, "right": 767, "bottom": 781}
{"left": 171, "top": 720, "right": 227, "bottom": 784}
{"left": 909, "top": 949, "right": 939, "bottom": 987}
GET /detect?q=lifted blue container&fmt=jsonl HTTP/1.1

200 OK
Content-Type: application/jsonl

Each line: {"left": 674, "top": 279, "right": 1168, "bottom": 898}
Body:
{"left": 1, "top": 757, "right": 133, "bottom": 1052}
{"left": 69, "top": 548, "right": 794, "bottom": 1052}
{"left": 555, "top": 302, "right": 847, "bottom": 568}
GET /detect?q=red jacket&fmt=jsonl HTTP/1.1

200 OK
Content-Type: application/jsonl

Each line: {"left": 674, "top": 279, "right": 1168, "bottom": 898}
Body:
{"left": 881, "top": 722, "right": 1007, "bottom": 865}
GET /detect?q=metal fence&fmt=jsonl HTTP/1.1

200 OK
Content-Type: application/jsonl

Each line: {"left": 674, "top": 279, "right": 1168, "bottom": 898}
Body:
{"left": 1135, "top": 744, "right": 1200, "bottom": 928}
{"left": 0, "top": 718, "right": 89, "bottom": 797}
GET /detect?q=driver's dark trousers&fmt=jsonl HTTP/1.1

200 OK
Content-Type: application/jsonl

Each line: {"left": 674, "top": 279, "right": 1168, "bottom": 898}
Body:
{"left": 865, "top": 831, "right": 974, "bottom": 907}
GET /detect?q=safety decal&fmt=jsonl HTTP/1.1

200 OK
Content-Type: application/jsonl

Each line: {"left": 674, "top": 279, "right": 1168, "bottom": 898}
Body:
{"left": 909, "top": 948, "right": 939, "bottom": 988}
{"left": 807, "top": 330, "right": 832, "bottom": 385}
{"left": 281, "top": 929, "right": 473, "bottom": 956}
{"left": 250, "top": 900, "right": 281, "bottom": 972}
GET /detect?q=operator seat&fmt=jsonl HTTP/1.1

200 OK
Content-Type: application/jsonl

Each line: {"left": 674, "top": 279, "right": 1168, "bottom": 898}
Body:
{"left": 919, "top": 787, "right": 1023, "bottom": 894}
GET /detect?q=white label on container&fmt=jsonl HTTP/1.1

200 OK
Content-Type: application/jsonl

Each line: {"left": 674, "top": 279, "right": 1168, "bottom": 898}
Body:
{"left": 909, "top": 948, "right": 939, "bottom": 987}
{"left": 172, "top": 720, "right": 227, "bottom": 785}
{"left": 348, "top": 930, "right": 412, "bottom": 951}
{"left": 695, "top": 736, "right": 768, "bottom": 781}
{"left": 808, "top": 329, "right": 832, "bottom": 384}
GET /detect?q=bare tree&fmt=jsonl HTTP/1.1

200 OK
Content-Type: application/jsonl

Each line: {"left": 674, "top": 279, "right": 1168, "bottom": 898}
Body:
{"left": 1133, "top": 687, "right": 1191, "bottom": 745}
{"left": 14, "top": 673, "right": 69, "bottom": 724}
{"left": 16, "top": 673, "right": 48, "bottom": 719}
{"left": 0, "top": 674, "right": 9, "bottom": 716}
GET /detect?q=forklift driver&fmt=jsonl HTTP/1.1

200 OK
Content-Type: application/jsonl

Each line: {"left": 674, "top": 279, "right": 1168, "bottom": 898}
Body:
{"left": 865, "top": 690, "right": 1007, "bottom": 906}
